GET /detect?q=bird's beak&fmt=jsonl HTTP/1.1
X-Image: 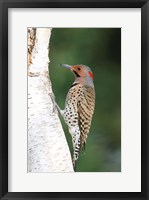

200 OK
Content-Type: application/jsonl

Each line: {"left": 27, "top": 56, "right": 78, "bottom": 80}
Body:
{"left": 59, "top": 64, "right": 72, "bottom": 71}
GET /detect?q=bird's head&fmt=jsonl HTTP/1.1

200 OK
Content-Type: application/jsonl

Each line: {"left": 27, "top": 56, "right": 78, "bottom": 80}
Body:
{"left": 60, "top": 64, "right": 94, "bottom": 87}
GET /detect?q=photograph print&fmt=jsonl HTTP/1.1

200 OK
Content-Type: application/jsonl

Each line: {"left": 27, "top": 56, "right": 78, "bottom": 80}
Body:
{"left": 28, "top": 28, "right": 121, "bottom": 172}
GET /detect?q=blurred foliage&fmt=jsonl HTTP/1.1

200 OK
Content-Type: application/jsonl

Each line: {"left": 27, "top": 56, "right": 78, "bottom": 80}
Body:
{"left": 49, "top": 28, "right": 121, "bottom": 172}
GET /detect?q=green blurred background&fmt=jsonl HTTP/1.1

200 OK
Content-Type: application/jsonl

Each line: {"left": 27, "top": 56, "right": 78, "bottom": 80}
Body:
{"left": 49, "top": 28, "right": 121, "bottom": 172}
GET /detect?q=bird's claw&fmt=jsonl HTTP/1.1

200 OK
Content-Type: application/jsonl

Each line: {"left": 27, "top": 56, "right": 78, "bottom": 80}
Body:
{"left": 50, "top": 93, "right": 58, "bottom": 114}
{"left": 52, "top": 104, "right": 57, "bottom": 114}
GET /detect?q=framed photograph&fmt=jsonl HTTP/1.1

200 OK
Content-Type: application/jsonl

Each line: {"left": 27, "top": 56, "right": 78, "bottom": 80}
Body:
{"left": 0, "top": 0, "right": 148, "bottom": 199}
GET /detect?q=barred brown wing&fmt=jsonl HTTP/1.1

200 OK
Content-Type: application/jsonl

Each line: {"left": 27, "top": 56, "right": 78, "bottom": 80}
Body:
{"left": 77, "top": 86, "right": 95, "bottom": 151}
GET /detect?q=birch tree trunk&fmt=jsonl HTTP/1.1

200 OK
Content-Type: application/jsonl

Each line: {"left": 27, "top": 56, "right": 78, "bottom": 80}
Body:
{"left": 28, "top": 28, "right": 74, "bottom": 172}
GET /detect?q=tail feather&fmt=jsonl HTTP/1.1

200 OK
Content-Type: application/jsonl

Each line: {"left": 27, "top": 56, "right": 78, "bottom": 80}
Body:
{"left": 73, "top": 160, "right": 76, "bottom": 172}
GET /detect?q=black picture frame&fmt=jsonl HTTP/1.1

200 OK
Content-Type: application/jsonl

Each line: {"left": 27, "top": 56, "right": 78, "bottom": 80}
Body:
{"left": 0, "top": 0, "right": 148, "bottom": 199}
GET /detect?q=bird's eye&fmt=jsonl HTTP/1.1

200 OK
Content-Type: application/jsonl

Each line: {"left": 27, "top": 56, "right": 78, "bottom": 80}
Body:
{"left": 78, "top": 68, "right": 81, "bottom": 71}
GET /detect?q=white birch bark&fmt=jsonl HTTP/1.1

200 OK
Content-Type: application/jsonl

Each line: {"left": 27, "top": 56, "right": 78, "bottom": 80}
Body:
{"left": 28, "top": 28, "right": 74, "bottom": 172}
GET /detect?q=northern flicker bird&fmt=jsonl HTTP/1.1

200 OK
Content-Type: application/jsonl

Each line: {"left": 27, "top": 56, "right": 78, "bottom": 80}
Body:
{"left": 51, "top": 64, "right": 95, "bottom": 171}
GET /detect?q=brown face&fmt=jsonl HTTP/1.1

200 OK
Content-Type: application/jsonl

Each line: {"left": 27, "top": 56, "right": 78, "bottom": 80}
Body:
{"left": 71, "top": 65, "right": 87, "bottom": 77}
{"left": 71, "top": 65, "right": 94, "bottom": 79}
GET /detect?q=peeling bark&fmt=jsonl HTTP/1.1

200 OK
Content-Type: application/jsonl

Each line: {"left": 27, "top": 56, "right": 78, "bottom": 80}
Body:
{"left": 28, "top": 28, "right": 36, "bottom": 66}
{"left": 28, "top": 28, "right": 74, "bottom": 172}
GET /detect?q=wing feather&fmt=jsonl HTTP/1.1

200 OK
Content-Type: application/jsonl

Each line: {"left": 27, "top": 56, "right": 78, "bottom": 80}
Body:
{"left": 77, "top": 86, "right": 95, "bottom": 151}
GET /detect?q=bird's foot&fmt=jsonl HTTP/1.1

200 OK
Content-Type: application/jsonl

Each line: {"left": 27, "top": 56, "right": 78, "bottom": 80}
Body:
{"left": 49, "top": 93, "right": 58, "bottom": 114}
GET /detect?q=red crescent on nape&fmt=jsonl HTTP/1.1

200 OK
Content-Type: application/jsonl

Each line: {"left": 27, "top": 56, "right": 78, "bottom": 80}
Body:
{"left": 88, "top": 71, "right": 94, "bottom": 79}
